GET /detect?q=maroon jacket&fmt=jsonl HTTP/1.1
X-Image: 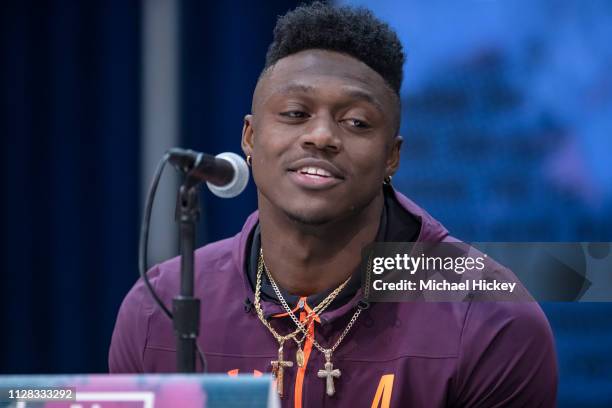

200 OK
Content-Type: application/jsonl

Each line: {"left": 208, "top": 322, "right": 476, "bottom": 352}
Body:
{"left": 109, "top": 189, "right": 557, "bottom": 408}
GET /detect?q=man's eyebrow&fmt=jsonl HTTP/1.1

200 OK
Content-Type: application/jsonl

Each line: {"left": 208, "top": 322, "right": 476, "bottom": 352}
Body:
{"left": 273, "top": 83, "right": 385, "bottom": 112}
{"left": 276, "top": 83, "right": 315, "bottom": 95}
{"left": 343, "top": 88, "right": 384, "bottom": 113}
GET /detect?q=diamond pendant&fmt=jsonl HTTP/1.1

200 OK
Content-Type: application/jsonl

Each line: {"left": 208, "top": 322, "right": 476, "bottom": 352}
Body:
{"left": 318, "top": 350, "right": 341, "bottom": 397}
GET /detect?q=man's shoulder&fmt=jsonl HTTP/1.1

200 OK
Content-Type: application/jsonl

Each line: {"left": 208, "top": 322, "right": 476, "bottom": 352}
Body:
{"left": 163, "top": 236, "right": 237, "bottom": 270}
{"left": 121, "top": 210, "right": 258, "bottom": 316}
{"left": 148, "top": 234, "right": 243, "bottom": 294}
{"left": 451, "top": 296, "right": 557, "bottom": 404}
{"left": 445, "top": 236, "right": 549, "bottom": 330}
{"left": 387, "top": 233, "right": 553, "bottom": 358}
{"left": 109, "top": 231, "right": 249, "bottom": 373}
{"left": 389, "top": 295, "right": 550, "bottom": 347}
{"left": 462, "top": 298, "right": 552, "bottom": 344}
{"left": 154, "top": 210, "right": 259, "bottom": 283}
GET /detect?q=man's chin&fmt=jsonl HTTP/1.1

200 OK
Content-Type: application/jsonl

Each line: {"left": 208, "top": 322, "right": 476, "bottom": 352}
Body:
{"left": 284, "top": 209, "right": 335, "bottom": 226}
{"left": 281, "top": 198, "right": 376, "bottom": 227}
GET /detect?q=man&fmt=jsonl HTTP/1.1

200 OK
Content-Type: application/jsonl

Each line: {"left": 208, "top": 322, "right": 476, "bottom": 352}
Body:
{"left": 110, "top": 3, "right": 557, "bottom": 407}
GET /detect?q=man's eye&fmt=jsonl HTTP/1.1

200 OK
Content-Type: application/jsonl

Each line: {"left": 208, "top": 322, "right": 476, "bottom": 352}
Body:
{"left": 345, "top": 118, "right": 371, "bottom": 129}
{"left": 280, "top": 111, "right": 309, "bottom": 119}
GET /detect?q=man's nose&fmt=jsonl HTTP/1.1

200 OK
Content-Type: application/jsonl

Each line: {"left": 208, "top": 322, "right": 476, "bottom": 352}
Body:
{"left": 300, "top": 116, "right": 341, "bottom": 152}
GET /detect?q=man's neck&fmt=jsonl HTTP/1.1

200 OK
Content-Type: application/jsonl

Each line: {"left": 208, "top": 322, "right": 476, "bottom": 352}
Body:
{"left": 258, "top": 193, "right": 384, "bottom": 296}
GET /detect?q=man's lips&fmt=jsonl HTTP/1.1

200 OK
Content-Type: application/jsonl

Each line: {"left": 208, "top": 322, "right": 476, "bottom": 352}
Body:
{"left": 286, "top": 158, "right": 345, "bottom": 190}
{"left": 287, "top": 158, "right": 344, "bottom": 179}
{"left": 287, "top": 170, "right": 344, "bottom": 190}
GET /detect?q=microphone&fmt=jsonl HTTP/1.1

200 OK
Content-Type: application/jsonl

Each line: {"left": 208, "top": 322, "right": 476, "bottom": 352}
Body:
{"left": 167, "top": 148, "right": 249, "bottom": 198}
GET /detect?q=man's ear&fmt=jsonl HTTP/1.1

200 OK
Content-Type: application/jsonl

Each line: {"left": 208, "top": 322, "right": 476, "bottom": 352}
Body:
{"left": 241, "top": 114, "right": 254, "bottom": 156}
{"left": 386, "top": 135, "right": 403, "bottom": 177}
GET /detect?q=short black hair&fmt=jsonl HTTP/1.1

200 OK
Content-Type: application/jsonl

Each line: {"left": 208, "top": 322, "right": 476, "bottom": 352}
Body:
{"left": 264, "top": 2, "right": 405, "bottom": 95}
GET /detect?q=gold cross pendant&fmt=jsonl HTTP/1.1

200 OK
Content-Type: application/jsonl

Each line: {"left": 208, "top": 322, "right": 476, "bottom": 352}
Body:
{"left": 317, "top": 350, "right": 341, "bottom": 396}
{"left": 271, "top": 342, "right": 293, "bottom": 398}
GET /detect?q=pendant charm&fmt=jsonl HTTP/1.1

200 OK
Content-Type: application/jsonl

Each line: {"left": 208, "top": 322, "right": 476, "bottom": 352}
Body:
{"left": 296, "top": 348, "right": 305, "bottom": 367}
{"left": 317, "top": 350, "right": 341, "bottom": 397}
{"left": 271, "top": 342, "right": 293, "bottom": 398}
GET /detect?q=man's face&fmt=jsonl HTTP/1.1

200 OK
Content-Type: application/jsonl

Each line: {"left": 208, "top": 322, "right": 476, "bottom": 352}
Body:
{"left": 242, "top": 49, "right": 402, "bottom": 226}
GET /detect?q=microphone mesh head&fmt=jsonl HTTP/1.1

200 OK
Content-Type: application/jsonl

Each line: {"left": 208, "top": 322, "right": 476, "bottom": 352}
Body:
{"left": 206, "top": 152, "right": 250, "bottom": 198}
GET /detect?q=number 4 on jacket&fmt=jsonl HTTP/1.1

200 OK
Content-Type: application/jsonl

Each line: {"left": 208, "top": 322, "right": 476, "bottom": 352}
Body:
{"left": 371, "top": 374, "right": 394, "bottom": 408}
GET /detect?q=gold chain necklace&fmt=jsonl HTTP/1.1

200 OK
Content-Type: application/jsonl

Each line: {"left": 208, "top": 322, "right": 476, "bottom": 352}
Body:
{"left": 261, "top": 250, "right": 368, "bottom": 397}
{"left": 253, "top": 249, "right": 350, "bottom": 397}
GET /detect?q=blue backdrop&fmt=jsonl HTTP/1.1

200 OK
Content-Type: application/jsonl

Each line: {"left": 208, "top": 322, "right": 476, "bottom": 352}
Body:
{"left": 1, "top": 0, "right": 141, "bottom": 373}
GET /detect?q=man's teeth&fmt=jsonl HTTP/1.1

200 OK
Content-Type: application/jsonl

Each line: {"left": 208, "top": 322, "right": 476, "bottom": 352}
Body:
{"left": 298, "top": 166, "right": 332, "bottom": 177}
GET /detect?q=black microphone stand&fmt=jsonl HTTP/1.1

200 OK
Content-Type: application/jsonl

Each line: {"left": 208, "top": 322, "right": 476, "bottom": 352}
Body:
{"left": 167, "top": 148, "right": 240, "bottom": 372}
{"left": 140, "top": 148, "right": 241, "bottom": 373}
{"left": 173, "top": 172, "right": 202, "bottom": 373}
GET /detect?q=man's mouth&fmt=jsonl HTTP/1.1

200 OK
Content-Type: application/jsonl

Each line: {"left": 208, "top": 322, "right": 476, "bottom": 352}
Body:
{"left": 287, "top": 158, "right": 344, "bottom": 179}
{"left": 287, "top": 165, "right": 344, "bottom": 190}
{"left": 295, "top": 166, "right": 334, "bottom": 178}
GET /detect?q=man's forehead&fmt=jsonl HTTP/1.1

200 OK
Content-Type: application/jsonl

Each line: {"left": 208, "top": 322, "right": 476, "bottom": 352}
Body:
{"left": 272, "top": 50, "right": 377, "bottom": 78}
{"left": 255, "top": 49, "right": 395, "bottom": 108}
